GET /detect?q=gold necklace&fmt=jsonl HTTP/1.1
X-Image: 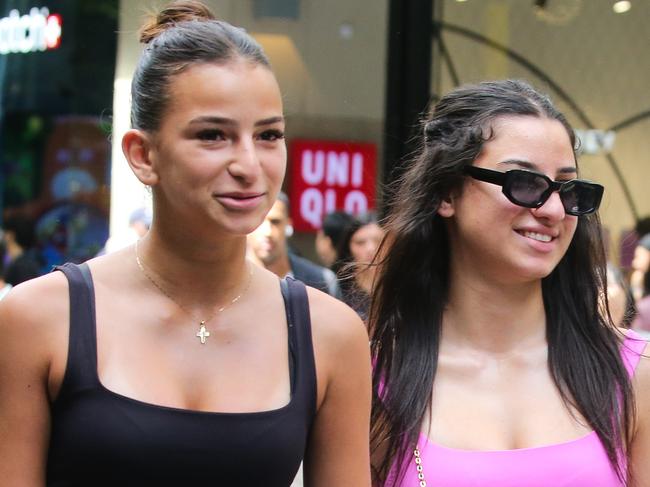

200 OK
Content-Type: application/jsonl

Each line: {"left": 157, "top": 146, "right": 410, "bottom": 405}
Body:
{"left": 134, "top": 239, "right": 253, "bottom": 344}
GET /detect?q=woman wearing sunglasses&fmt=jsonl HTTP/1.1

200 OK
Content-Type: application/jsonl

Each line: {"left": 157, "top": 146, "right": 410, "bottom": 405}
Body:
{"left": 370, "top": 79, "right": 649, "bottom": 486}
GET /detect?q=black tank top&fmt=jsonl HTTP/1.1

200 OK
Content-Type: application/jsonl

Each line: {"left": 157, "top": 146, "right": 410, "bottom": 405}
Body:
{"left": 47, "top": 263, "right": 317, "bottom": 486}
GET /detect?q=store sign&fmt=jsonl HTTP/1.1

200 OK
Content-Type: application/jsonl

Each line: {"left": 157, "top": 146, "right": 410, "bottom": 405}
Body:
{"left": 290, "top": 140, "right": 377, "bottom": 232}
{"left": 0, "top": 7, "right": 62, "bottom": 55}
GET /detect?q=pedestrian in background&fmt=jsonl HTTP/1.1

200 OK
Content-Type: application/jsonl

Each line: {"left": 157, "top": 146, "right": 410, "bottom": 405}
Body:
{"left": 631, "top": 233, "right": 650, "bottom": 302}
{"left": 0, "top": 1, "right": 371, "bottom": 485}
{"left": 0, "top": 240, "right": 12, "bottom": 300}
{"left": 632, "top": 268, "right": 650, "bottom": 336}
{"left": 1, "top": 214, "right": 41, "bottom": 285}
{"left": 99, "top": 206, "right": 152, "bottom": 255}
{"left": 334, "top": 212, "right": 384, "bottom": 321}
{"left": 315, "top": 210, "right": 354, "bottom": 269}
{"left": 369, "top": 79, "right": 649, "bottom": 486}
{"left": 605, "top": 262, "right": 636, "bottom": 328}
{"left": 249, "top": 192, "right": 341, "bottom": 298}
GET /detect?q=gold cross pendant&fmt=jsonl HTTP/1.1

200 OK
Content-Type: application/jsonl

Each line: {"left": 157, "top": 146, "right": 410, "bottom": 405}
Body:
{"left": 196, "top": 321, "right": 211, "bottom": 344}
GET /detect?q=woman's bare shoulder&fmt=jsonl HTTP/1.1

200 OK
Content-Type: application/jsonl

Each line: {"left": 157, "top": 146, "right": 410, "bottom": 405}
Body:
{"left": 305, "top": 286, "right": 371, "bottom": 399}
{"left": 632, "top": 336, "right": 650, "bottom": 402}
{"left": 0, "top": 270, "right": 69, "bottom": 326}
{"left": 306, "top": 286, "right": 370, "bottom": 350}
{"left": 0, "top": 270, "right": 72, "bottom": 348}
{"left": 0, "top": 270, "right": 70, "bottom": 372}
{"left": 301, "top": 287, "right": 372, "bottom": 486}
{"left": 629, "top": 335, "right": 650, "bottom": 487}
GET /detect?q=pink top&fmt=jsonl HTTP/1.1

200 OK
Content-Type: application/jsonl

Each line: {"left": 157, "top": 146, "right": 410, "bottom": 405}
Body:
{"left": 387, "top": 331, "right": 647, "bottom": 487}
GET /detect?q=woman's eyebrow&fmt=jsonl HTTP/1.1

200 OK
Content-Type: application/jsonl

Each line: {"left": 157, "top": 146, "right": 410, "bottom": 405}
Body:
{"left": 498, "top": 159, "right": 577, "bottom": 174}
{"left": 557, "top": 166, "right": 578, "bottom": 175}
{"left": 498, "top": 159, "right": 538, "bottom": 170}
{"left": 255, "top": 116, "right": 284, "bottom": 127}
{"left": 187, "top": 116, "right": 284, "bottom": 127}
{"left": 188, "top": 116, "right": 236, "bottom": 126}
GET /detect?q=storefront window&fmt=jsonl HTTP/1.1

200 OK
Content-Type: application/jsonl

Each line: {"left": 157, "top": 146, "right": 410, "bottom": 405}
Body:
{"left": 1, "top": 1, "right": 117, "bottom": 270}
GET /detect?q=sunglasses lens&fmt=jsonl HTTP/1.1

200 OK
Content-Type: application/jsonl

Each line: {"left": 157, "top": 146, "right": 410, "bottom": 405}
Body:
{"left": 508, "top": 172, "right": 549, "bottom": 206}
{"left": 560, "top": 182, "right": 601, "bottom": 215}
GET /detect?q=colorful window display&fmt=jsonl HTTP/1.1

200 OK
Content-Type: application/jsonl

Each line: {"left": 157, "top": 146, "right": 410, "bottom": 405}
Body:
{"left": 1, "top": 1, "right": 117, "bottom": 270}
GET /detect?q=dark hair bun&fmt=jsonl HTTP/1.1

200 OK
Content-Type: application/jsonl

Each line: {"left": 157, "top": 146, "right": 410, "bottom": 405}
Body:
{"left": 424, "top": 118, "right": 460, "bottom": 143}
{"left": 139, "top": 0, "right": 216, "bottom": 44}
{"left": 423, "top": 119, "right": 444, "bottom": 142}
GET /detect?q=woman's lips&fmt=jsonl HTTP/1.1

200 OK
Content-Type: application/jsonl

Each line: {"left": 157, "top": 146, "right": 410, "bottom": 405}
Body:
{"left": 213, "top": 192, "right": 265, "bottom": 211}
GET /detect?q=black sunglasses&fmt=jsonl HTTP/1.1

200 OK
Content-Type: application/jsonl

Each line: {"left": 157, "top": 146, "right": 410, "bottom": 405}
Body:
{"left": 464, "top": 166, "right": 604, "bottom": 216}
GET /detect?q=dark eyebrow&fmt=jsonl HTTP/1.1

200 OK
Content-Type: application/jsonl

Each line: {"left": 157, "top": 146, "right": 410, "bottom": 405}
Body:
{"left": 255, "top": 116, "right": 284, "bottom": 127}
{"left": 189, "top": 116, "right": 236, "bottom": 126}
{"left": 188, "top": 116, "right": 285, "bottom": 127}
{"left": 498, "top": 159, "right": 577, "bottom": 175}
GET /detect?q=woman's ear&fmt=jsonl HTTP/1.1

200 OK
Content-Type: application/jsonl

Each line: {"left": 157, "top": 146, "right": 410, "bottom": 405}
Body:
{"left": 437, "top": 195, "right": 455, "bottom": 218}
{"left": 122, "top": 129, "right": 159, "bottom": 186}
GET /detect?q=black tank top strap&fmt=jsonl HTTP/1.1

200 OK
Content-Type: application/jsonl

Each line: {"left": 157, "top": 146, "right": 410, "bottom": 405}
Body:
{"left": 54, "top": 262, "right": 99, "bottom": 393}
{"left": 280, "top": 276, "right": 317, "bottom": 415}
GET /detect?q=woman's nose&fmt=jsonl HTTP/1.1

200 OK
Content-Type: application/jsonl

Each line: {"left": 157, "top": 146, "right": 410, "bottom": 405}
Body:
{"left": 532, "top": 190, "right": 567, "bottom": 221}
{"left": 228, "top": 139, "right": 261, "bottom": 181}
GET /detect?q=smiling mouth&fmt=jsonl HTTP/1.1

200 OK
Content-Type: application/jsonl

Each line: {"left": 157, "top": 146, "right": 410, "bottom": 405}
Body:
{"left": 212, "top": 192, "right": 265, "bottom": 210}
{"left": 518, "top": 231, "right": 553, "bottom": 243}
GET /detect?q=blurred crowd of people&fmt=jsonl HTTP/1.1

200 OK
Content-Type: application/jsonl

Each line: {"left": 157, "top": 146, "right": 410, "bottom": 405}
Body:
{"left": 0, "top": 215, "right": 41, "bottom": 295}
{"left": 605, "top": 218, "right": 650, "bottom": 335}
{"left": 246, "top": 191, "right": 385, "bottom": 322}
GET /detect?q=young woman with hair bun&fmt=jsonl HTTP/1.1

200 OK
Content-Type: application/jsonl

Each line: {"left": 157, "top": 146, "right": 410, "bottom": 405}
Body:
{"left": 0, "top": 2, "right": 371, "bottom": 485}
{"left": 370, "top": 79, "right": 650, "bottom": 486}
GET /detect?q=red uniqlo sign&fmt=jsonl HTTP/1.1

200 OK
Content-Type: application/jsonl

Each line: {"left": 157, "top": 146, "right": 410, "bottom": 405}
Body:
{"left": 290, "top": 140, "right": 377, "bottom": 232}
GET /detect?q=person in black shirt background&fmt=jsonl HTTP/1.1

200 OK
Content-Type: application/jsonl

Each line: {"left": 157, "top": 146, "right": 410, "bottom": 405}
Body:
{"left": 249, "top": 192, "right": 341, "bottom": 298}
{"left": 2, "top": 215, "right": 41, "bottom": 286}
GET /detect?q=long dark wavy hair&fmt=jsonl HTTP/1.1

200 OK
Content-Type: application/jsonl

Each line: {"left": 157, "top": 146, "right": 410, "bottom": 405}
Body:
{"left": 369, "top": 79, "right": 635, "bottom": 485}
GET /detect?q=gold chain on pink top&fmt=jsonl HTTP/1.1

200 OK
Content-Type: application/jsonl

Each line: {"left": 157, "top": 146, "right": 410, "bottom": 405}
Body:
{"left": 413, "top": 446, "right": 426, "bottom": 486}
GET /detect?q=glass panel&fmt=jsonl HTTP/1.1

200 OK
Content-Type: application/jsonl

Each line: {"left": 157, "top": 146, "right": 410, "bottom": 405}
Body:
{"left": 1, "top": 1, "right": 118, "bottom": 273}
